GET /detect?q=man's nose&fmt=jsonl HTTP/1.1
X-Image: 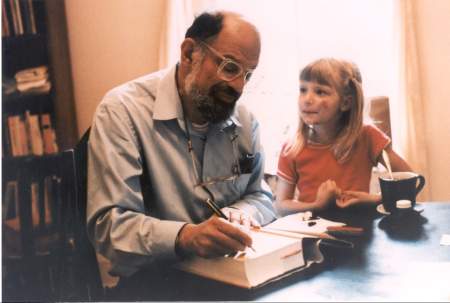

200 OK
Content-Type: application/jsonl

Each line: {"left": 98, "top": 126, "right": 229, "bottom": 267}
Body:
{"left": 227, "top": 74, "right": 245, "bottom": 96}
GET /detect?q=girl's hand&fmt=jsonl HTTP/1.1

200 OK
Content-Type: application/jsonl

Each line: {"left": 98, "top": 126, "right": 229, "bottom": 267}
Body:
{"left": 314, "top": 180, "right": 340, "bottom": 210}
{"left": 336, "top": 191, "right": 381, "bottom": 208}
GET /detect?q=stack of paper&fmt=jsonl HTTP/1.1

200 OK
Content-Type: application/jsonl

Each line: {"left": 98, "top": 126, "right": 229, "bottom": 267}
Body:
{"left": 15, "top": 65, "right": 51, "bottom": 93}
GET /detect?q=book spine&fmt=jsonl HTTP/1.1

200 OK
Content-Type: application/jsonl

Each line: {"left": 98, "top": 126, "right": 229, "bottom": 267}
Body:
{"left": 31, "top": 181, "right": 39, "bottom": 227}
{"left": 41, "top": 113, "right": 59, "bottom": 154}
{"left": 25, "top": 111, "right": 44, "bottom": 156}
{"left": 2, "top": 0, "right": 11, "bottom": 37}
{"left": 43, "top": 176, "right": 55, "bottom": 226}
{"left": 12, "top": 0, "right": 23, "bottom": 35}
{"left": 8, "top": 0, "right": 18, "bottom": 36}
{"left": 3, "top": 181, "right": 19, "bottom": 220}
{"left": 7, "top": 115, "right": 20, "bottom": 156}
{"left": 17, "top": 115, "right": 30, "bottom": 156}
{"left": 3, "top": 114, "right": 12, "bottom": 157}
{"left": 18, "top": 0, "right": 31, "bottom": 34}
{"left": 26, "top": 0, "right": 36, "bottom": 34}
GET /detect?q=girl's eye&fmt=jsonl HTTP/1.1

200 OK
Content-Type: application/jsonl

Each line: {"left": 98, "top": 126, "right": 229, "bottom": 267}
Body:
{"left": 299, "top": 87, "right": 307, "bottom": 94}
{"left": 316, "top": 89, "right": 328, "bottom": 96}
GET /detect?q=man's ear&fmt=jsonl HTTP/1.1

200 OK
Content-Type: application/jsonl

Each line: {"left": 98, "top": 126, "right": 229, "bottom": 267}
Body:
{"left": 180, "top": 38, "right": 196, "bottom": 65}
{"left": 340, "top": 95, "right": 352, "bottom": 111}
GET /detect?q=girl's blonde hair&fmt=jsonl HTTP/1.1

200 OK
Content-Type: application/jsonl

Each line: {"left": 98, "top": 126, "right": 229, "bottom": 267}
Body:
{"left": 285, "top": 58, "right": 364, "bottom": 163}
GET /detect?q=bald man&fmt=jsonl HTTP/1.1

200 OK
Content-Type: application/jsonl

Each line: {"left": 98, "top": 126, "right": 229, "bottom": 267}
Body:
{"left": 87, "top": 11, "right": 276, "bottom": 287}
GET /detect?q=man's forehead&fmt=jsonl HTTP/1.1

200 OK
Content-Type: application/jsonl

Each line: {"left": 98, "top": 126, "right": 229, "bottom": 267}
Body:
{"left": 211, "top": 16, "right": 260, "bottom": 68}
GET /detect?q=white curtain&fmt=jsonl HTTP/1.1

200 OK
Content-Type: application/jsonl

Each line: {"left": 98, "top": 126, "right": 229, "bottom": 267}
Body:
{"left": 159, "top": 0, "right": 215, "bottom": 69}
{"left": 394, "top": 0, "right": 430, "bottom": 200}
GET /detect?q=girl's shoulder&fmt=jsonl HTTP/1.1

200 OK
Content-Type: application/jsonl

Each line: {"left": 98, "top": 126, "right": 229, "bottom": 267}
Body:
{"left": 360, "top": 123, "right": 391, "bottom": 143}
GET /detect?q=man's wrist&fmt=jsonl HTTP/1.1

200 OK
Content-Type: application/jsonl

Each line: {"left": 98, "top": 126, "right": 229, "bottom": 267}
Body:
{"left": 174, "top": 223, "right": 191, "bottom": 259}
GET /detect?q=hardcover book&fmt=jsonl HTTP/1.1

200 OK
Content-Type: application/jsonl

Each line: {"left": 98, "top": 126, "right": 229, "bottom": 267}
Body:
{"left": 174, "top": 213, "right": 343, "bottom": 288}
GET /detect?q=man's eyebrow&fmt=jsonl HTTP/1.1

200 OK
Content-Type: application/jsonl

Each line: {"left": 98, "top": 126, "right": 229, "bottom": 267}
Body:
{"left": 222, "top": 53, "right": 256, "bottom": 70}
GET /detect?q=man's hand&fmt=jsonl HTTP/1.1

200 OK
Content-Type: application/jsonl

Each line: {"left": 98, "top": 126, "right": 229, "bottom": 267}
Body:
{"left": 314, "top": 180, "right": 340, "bottom": 210}
{"left": 336, "top": 191, "right": 381, "bottom": 208}
{"left": 176, "top": 216, "right": 253, "bottom": 258}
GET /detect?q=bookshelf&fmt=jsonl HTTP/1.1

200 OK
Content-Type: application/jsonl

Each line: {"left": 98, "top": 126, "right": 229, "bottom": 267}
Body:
{"left": 2, "top": 0, "right": 78, "bottom": 300}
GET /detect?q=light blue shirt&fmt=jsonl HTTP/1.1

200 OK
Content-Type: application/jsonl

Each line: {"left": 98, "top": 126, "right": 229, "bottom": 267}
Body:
{"left": 87, "top": 65, "right": 276, "bottom": 276}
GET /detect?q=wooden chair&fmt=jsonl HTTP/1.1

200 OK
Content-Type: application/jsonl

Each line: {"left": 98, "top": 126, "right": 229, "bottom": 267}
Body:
{"left": 367, "top": 96, "right": 392, "bottom": 194}
{"left": 56, "top": 128, "right": 105, "bottom": 301}
{"left": 368, "top": 96, "right": 391, "bottom": 140}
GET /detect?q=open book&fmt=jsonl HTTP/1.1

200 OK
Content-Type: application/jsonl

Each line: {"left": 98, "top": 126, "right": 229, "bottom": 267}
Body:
{"left": 175, "top": 214, "right": 345, "bottom": 288}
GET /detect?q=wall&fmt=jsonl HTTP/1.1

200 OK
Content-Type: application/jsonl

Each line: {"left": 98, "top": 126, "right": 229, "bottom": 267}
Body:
{"left": 64, "top": 0, "right": 165, "bottom": 135}
{"left": 415, "top": 0, "right": 450, "bottom": 201}
{"left": 64, "top": 0, "right": 450, "bottom": 200}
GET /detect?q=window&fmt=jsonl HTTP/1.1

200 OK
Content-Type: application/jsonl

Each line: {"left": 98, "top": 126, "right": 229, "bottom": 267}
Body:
{"left": 189, "top": 0, "right": 395, "bottom": 173}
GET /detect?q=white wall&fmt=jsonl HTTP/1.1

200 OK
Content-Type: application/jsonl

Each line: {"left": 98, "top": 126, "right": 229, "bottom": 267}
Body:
{"left": 65, "top": 0, "right": 165, "bottom": 135}
{"left": 415, "top": 0, "right": 450, "bottom": 201}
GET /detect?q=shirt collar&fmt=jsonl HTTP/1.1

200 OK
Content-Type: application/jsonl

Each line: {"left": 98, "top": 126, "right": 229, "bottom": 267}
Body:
{"left": 152, "top": 64, "right": 242, "bottom": 130}
{"left": 153, "top": 65, "right": 183, "bottom": 122}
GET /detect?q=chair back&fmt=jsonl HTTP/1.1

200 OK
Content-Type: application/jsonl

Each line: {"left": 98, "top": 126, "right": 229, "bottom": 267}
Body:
{"left": 57, "top": 128, "right": 104, "bottom": 301}
{"left": 367, "top": 96, "right": 392, "bottom": 194}
{"left": 368, "top": 96, "right": 392, "bottom": 140}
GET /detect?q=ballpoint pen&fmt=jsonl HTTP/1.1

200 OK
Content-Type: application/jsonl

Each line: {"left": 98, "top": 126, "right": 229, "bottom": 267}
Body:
{"left": 204, "top": 198, "right": 257, "bottom": 252}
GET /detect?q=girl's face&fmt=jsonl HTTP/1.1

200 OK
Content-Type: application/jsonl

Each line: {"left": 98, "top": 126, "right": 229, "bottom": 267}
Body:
{"left": 298, "top": 80, "right": 346, "bottom": 128}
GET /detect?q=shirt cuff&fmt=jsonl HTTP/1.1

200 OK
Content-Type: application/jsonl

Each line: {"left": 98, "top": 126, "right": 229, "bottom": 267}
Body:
{"left": 149, "top": 220, "right": 187, "bottom": 260}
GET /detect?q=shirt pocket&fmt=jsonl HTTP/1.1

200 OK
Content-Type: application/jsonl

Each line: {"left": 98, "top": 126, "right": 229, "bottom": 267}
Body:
{"left": 231, "top": 173, "right": 252, "bottom": 197}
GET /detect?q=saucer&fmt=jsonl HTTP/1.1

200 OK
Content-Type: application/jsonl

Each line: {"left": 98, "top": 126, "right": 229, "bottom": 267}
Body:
{"left": 376, "top": 203, "right": 424, "bottom": 216}
{"left": 376, "top": 204, "right": 391, "bottom": 215}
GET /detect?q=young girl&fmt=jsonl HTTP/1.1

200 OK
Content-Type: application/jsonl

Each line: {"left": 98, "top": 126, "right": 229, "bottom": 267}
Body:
{"left": 275, "top": 58, "right": 412, "bottom": 216}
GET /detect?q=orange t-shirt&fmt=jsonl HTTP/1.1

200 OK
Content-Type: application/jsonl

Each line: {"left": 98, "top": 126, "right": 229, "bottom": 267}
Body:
{"left": 277, "top": 124, "right": 390, "bottom": 203}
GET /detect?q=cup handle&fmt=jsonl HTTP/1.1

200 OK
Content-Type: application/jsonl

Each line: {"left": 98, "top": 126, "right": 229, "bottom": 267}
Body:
{"left": 415, "top": 175, "right": 426, "bottom": 195}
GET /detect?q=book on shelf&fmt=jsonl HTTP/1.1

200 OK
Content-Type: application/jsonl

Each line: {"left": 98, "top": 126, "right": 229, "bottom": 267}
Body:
{"left": 41, "top": 113, "right": 59, "bottom": 154}
{"left": 2, "top": 1, "right": 10, "bottom": 37}
{"left": 5, "top": 112, "right": 57, "bottom": 157}
{"left": 3, "top": 177, "right": 59, "bottom": 257}
{"left": 7, "top": 114, "right": 29, "bottom": 156}
{"left": 2, "top": 0, "right": 37, "bottom": 36}
{"left": 2, "top": 180, "right": 19, "bottom": 221}
{"left": 7, "top": 115, "right": 20, "bottom": 156}
{"left": 25, "top": 111, "right": 44, "bottom": 156}
{"left": 174, "top": 213, "right": 343, "bottom": 288}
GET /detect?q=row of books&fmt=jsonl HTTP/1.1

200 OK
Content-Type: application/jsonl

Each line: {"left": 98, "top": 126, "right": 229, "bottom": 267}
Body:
{"left": 3, "top": 176, "right": 60, "bottom": 256}
{"left": 4, "top": 111, "right": 59, "bottom": 157}
{"left": 2, "top": 0, "right": 37, "bottom": 37}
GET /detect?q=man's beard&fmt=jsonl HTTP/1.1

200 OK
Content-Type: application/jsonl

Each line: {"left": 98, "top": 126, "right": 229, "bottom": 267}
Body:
{"left": 185, "top": 67, "right": 241, "bottom": 124}
{"left": 191, "top": 84, "right": 240, "bottom": 124}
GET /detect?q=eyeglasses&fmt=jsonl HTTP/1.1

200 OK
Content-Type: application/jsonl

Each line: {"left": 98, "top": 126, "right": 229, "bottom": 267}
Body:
{"left": 186, "top": 134, "right": 241, "bottom": 189}
{"left": 199, "top": 41, "right": 254, "bottom": 84}
{"left": 182, "top": 116, "right": 241, "bottom": 214}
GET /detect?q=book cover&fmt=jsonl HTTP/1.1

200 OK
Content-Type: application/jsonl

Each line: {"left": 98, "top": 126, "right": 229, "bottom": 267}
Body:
{"left": 175, "top": 214, "right": 348, "bottom": 288}
{"left": 175, "top": 228, "right": 305, "bottom": 289}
